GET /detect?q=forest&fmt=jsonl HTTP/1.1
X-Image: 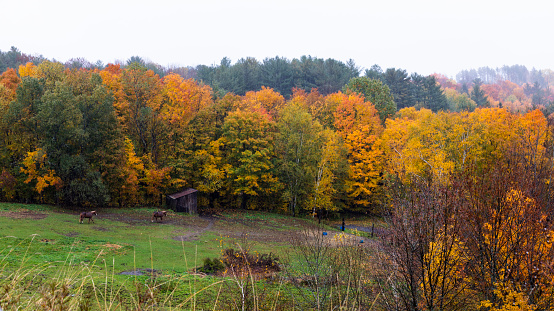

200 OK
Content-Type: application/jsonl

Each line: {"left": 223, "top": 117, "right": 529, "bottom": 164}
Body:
{"left": 2, "top": 46, "right": 554, "bottom": 309}
{"left": 1, "top": 46, "right": 553, "bottom": 213}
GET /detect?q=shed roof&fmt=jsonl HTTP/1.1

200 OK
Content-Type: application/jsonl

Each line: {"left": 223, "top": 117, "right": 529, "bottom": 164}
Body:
{"left": 167, "top": 188, "right": 198, "bottom": 199}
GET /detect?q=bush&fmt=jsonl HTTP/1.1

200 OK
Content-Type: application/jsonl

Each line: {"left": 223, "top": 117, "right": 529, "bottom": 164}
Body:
{"left": 222, "top": 248, "right": 280, "bottom": 275}
{"left": 198, "top": 257, "right": 225, "bottom": 274}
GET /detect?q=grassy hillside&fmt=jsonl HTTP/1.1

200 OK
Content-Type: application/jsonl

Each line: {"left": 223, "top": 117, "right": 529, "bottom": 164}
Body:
{"left": 0, "top": 203, "right": 379, "bottom": 310}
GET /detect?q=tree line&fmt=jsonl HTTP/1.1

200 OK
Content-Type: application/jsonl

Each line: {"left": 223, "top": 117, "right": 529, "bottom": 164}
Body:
{"left": 4, "top": 46, "right": 552, "bottom": 112}
{"left": 0, "top": 48, "right": 553, "bottom": 214}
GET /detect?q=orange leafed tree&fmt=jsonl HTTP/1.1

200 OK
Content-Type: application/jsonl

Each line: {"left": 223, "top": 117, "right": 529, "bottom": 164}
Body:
{"left": 237, "top": 86, "right": 285, "bottom": 117}
{"left": 102, "top": 65, "right": 166, "bottom": 164}
{"left": 0, "top": 68, "right": 22, "bottom": 94}
{"left": 0, "top": 68, "right": 21, "bottom": 108}
{"left": 162, "top": 73, "right": 213, "bottom": 125}
{"left": 161, "top": 73, "right": 213, "bottom": 156}
{"left": 330, "top": 92, "right": 385, "bottom": 212}
{"left": 432, "top": 73, "right": 460, "bottom": 90}
{"left": 290, "top": 88, "right": 334, "bottom": 128}
{"left": 142, "top": 158, "right": 171, "bottom": 206}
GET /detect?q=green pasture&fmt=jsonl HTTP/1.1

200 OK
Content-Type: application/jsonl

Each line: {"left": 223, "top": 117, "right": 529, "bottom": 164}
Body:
{"left": 0, "top": 204, "right": 310, "bottom": 274}
{"left": 0, "top": 203, "right": 380, "bottom": 310}
{"left": 2, "top": 209, "right": 191, "bottom": 273}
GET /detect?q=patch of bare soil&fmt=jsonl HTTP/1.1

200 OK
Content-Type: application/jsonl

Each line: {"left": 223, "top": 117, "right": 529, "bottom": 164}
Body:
{"left": 172, "top": 217, "right": 215, "bottom": 241}
{"left": 212, "top": 216, "right": 311, "bottom": 244}
{"left": 64, "top": 231, "right": 80, "bottom": 237}
{"left": 0, "top": 210, "right": 48, "bottom": 220}
{"left": 169, "top": 213, "right": 309, "bottom": 244}
{"left": 90, "top": 209, "right": 197, "bottom": 226}
{"left": 103, "top": 243, "right": 123, "bottom": 249}
{"left": 93, "top": 226, "right": 110, "bottom": 232}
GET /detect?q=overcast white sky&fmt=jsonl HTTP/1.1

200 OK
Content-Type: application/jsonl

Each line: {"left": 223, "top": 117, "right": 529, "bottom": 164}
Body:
{"left": 1, "top": 0, "right": 552, "bottom": 78}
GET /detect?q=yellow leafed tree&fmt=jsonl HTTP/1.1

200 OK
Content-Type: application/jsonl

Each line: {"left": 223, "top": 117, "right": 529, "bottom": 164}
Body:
{"left": 20, "top": 148, "right": 62, "bottom": 196}
{"left": 18, "top": 62, "right": 38, "bottom": 78}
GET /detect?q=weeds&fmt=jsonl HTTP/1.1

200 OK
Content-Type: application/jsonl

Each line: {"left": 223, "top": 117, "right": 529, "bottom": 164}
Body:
{"left": 213, "top": 234, "right": 275, "bottom": 311}
{"left": 0, "top": 236, "right": 225, "bottom": 310}
{"left": 283, "top": 223, "right": 375, "bottom": 310}
{"left": 0, "top": 210, "right": 380, "bottom": 310}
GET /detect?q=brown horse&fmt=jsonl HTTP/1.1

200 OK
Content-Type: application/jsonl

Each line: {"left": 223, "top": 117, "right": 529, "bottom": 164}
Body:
{"left": 152, "top": 211, "right": 167, "bottom": 222}
{"left": 79, "top": 211, "right": 97, "bottom": 224}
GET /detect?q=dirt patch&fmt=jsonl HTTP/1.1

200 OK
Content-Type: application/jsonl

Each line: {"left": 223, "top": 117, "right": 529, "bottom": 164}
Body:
{"left": 103, "top": 243, "right": 123, "bottom": 249}
{"left": 172, "top": 217, "right": 215, "bottom": 241}
{"left": 64, "top": 231, "right": 80, "bottom": 237}
{"left": 211, "top": 216, "right": 311, "bottom": 244}
{"left": 0, "top": 210, "right": 48, "bottom": 220}
{"left": 93, "top": 226, "right": 110, "bottom": 231}
{"left": 341, "top": 224, "right": 389, "bottom": 238}
{"left": 90, "top": 209, "right": 200, "bottom": 227}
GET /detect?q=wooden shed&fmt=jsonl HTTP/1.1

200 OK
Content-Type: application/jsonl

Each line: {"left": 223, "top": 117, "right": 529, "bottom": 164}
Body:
{"left": 166, "top": 188, "right": 198, "bottom": 214}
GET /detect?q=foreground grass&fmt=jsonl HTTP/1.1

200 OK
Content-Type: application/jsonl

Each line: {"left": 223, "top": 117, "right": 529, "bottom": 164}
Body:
{"left": 0, "top": 204, "right": 294, "bottom": 309}
{"left": 0, "top": 236, "right": 285, "bottom": 310}
{"left": 0, "top": 203, "right": 380, "bottom": 310}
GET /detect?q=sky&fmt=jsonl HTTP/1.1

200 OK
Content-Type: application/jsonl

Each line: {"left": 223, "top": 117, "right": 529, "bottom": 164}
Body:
{"left": 1, "top": 0, "right": 552, "bottom": 78}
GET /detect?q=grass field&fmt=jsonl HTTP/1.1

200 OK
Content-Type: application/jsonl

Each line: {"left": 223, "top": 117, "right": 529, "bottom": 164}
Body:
{"left": 0, "top": 203, "right": 382, "bottom": 310}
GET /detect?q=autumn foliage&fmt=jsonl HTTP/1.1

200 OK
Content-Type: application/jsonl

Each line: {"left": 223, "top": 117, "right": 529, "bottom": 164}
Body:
{"left": 1, "top": 55, "right": 554, "bottom": 309}
{"left": 379, "top": 107, "right": 554, "bottom": 310}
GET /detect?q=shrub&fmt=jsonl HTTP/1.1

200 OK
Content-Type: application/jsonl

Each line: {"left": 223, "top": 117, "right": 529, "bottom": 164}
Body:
{"left": 198, "top": 257, "right": 225, "bottom": 274}
{"left": 221, "top": 248, "right": 280, "bottom": 275}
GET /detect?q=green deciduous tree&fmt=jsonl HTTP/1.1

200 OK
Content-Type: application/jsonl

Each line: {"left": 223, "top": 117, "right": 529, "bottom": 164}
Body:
{"left": 275, "top": 102, "right": 324, "bottom": 216}
{"left": 4, "top": 77, "right": 44, "bottom": 160}
{"left": 344, "top": 77, "right": 396, "bottom": 122}
{"left": 37, "top": 79, "right": 112, "bottom": 206}
{"left": 65, "top": 70, "right": 123, "bottom": 206}
{"left": 444, "top": 88, "right": 477, "bottom": 112}
{"left": 36, "top": 60, "right": 65, "bottom": 91}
